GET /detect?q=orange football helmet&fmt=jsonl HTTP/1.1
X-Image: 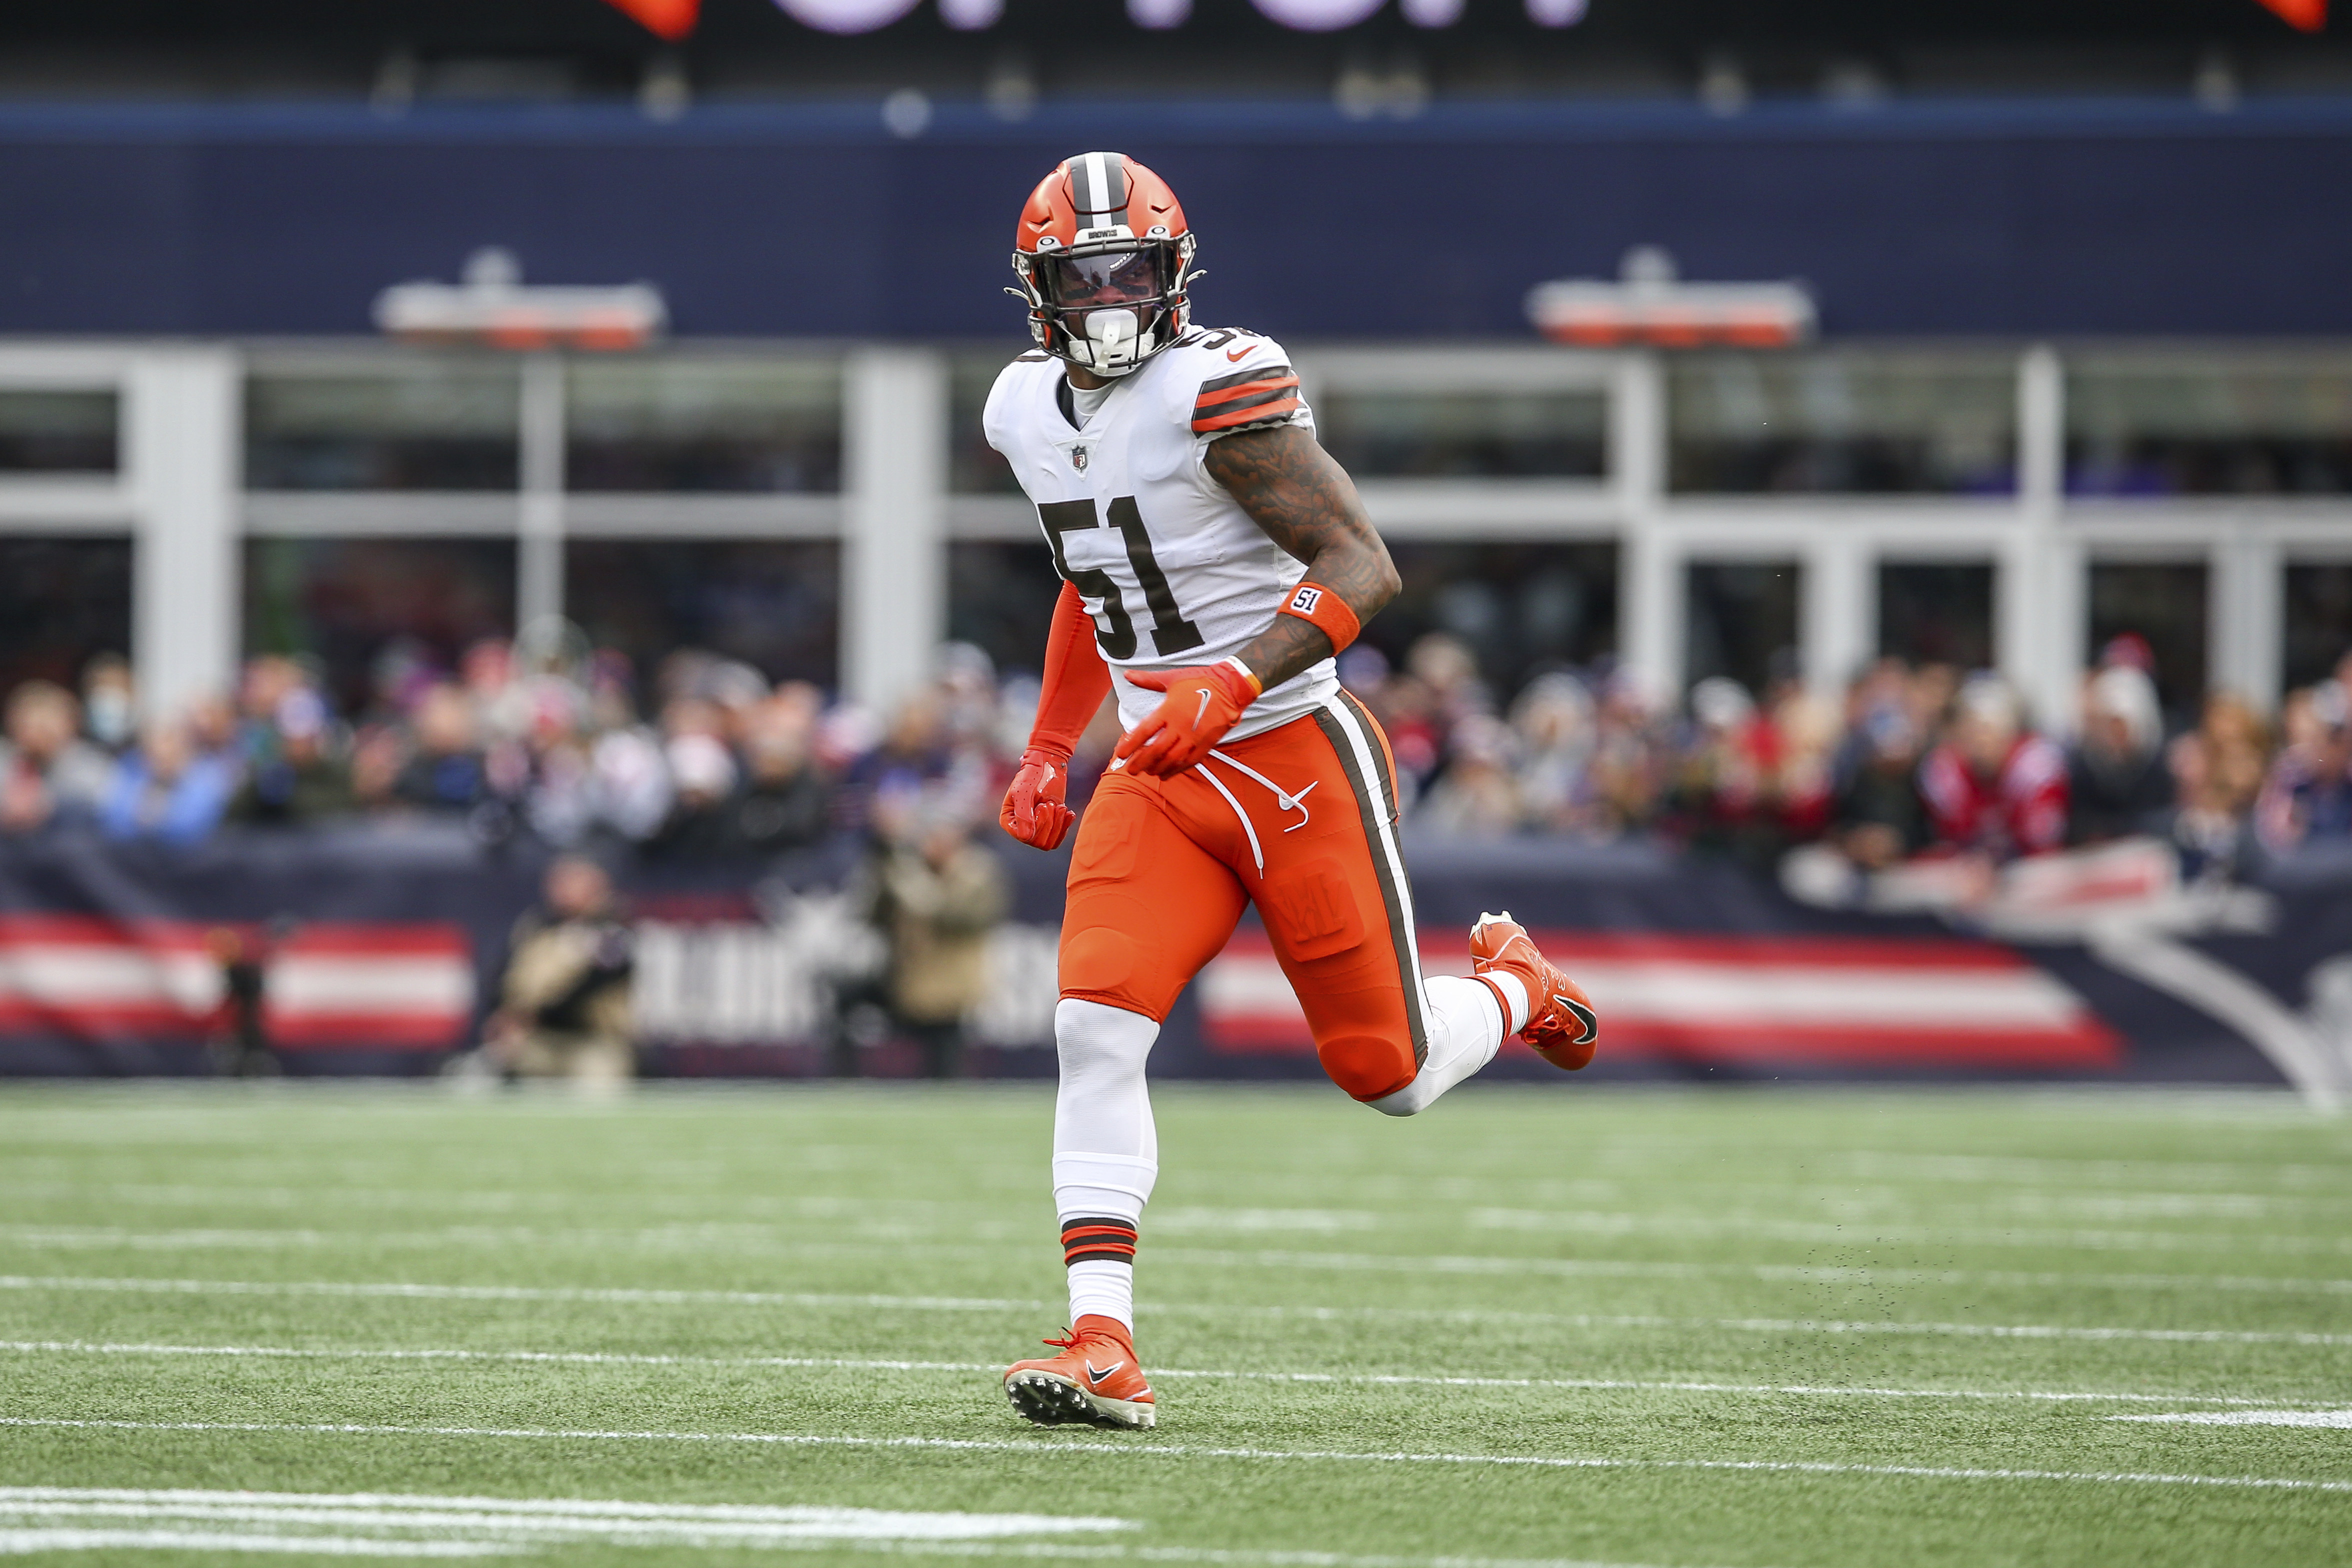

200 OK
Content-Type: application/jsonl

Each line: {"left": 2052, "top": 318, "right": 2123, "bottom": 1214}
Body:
{"left": 1010, "top": 152, "right": 1199, "bottom": 378}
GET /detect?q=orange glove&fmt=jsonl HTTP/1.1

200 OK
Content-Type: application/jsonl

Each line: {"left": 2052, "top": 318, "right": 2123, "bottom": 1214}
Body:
{"left": 1114, "top": 658, "right": 1263, "bottom": 779}
{"left": 1000, "top": 747, "right": 1076, "bottom": 850}
{"left": 1000, "top": 582, "right": 1110, "bottom": 852}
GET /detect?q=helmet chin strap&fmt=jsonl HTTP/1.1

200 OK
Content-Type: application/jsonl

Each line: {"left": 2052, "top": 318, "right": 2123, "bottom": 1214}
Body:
{"left": 1074, "top": 308, "right": 1144, "bottom": 376}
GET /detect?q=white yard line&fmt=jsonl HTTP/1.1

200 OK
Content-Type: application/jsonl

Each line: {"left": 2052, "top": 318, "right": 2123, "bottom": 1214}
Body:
{"left": 4, "top": 1274, "right": 2348, "bottom": 1346}
{"left": 1154, "top": 1249, "right": 2352, "bottom": 1297}
{"left": 0, "top": 1275, "right": 1045, "bottom": 1312}
{"left": 0, "top": 1492, "right": 1132, "bottom": 1543}
{"left": 0, "top": 1488, "right": 1742, "bottom": 1568}
{"left": 15, "top": 1175, "right": 2352, "bottom": 1236}
{"left": 2110, "top": 1410, "right": 2352, "bottom": 1428}
{"left": 2, "top": 1338, "right": 2330, "bottom": 1408}
{"left": 10, "top": 1229, "right": 2352, "bottom": 1299}
{"left": 1468, "top": 1208, "right": 2352, "bottom": 1257}
{"left": 0, "top": 1530, "right": 504, "bottom": 1556}
{"left": 6, "top": 1418, "right": 2352, "bottom": 1496}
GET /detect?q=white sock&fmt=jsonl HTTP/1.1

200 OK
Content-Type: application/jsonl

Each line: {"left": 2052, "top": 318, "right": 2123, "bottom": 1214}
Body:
{"left": 1486, "top": 970, "right": 1530, "bottom": 1033}
{"left": 1369, "top": 975, "right": 1510, "bottom": 1118}
{"left": 1051, "top": 998, "right": 1160, "bottom": 1333}
{"left": 1066, "top": 1257, "right": 1134, "bottom": 1327}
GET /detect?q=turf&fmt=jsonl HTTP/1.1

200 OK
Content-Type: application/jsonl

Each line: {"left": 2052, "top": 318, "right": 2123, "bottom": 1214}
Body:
{"left": 0, "top": 1082, "right": 2348, "bottom": 1566}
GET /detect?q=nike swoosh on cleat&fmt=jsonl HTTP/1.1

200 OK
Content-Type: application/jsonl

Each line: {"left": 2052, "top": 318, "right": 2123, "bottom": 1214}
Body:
{"left": 1554, "top": 996, "right": 1599, "bottom": 1046}
{"left": 1085, "top": 1360, "right": 1124, "bottom": 1380}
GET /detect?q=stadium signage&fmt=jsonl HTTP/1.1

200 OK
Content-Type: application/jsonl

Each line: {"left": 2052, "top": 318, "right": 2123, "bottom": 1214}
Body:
{"left": 374, "top": 248, "right": 666, "bottom": 352}
{"left": 1526, "top": 246, "right": 1816, "bottom": 350}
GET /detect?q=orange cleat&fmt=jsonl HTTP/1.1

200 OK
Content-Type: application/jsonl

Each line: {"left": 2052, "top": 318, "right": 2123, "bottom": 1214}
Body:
{"left": 1468, "top": 911, "right": 1599, "bottom": 1071}
{"left": 1004, "top": 1315, "right": 1157, "bottom": 1430}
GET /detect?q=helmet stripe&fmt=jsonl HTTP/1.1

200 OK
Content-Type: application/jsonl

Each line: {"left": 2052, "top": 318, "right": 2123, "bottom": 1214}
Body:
{"left": 1070, "top": 150, "right": 1130, "bottom": 231}
{"left": 1102, "top": 152, "right": 1130, "bottom": 228}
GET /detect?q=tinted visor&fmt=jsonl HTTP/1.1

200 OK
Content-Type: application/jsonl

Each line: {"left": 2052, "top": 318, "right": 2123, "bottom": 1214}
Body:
{"left": 1038, "top": 244, "right": 1174, "bottom": 310}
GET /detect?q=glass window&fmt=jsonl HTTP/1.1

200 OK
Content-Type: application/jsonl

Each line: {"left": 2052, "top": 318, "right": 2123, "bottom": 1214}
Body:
{"left": 1686, "top": 560, "right": 1801, "bottom": 700}
{"left": 566, "top": 358, "right": 840, "bottom": 494}
{"left": 566, "top": 540, "right": 840, "bottom": 690}
{"left": 246, "top": 358, "right": 520, "bottom": 491}
{"left": 950, "top": 350, "right": 1030, "bottom": 494}
{"left": 1670, "top": 350, "right": 2017, "bottom": 495}
{"left": 948, "top": 542, "right": 1061, "bottom": 678}
{"left": 2282, "top": 564, "right": 2352, "bottom": 692}
{"left": 0, "top": 537, "right": 132, "bottom": 698}
{"left": 2088, "top": 562, "right": 2208, "bottom": 722}
{"left": 1316, "top": 390, "right": 1606, "bottom": 479}
{"left": 1878, "top": 562, "right": 1995, "bottom": 670}
{"left": 244, "top": 538, "right": 517, "bottom": 716}
{"left": 2068, "top": 352, "right": 2352, "bottom": 496}
{"left": 1365, "top": 542, "right": 1619, "bottom": 700}
{"left": 0, "top": 390, "right": 118, "bottom": 474}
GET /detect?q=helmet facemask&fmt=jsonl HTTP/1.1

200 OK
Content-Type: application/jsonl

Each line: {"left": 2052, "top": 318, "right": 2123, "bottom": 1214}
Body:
{"left": 1012, "top": 227, "right": 1197, "bottom": 378}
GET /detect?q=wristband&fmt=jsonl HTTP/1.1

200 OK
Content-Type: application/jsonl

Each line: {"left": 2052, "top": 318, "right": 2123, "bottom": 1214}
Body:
{"left": 1278, "top": 581, "right": 1361, "bottom": 656}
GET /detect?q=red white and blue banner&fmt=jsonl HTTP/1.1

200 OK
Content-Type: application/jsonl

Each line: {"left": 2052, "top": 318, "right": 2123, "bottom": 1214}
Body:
{"left": 1, "top": 826, "right": 2348, "bottom": 1096}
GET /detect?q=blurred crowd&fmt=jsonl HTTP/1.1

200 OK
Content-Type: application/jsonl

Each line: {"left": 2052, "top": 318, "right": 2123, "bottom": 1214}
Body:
{"left": 4, "top": 624, "right": 2352, "bottom": 884}
{"left": 0, "top": 638, "right": 1020, "bottom": 861}
{"left": 1340, "top": 628, "right": 2330, "bottom": 882}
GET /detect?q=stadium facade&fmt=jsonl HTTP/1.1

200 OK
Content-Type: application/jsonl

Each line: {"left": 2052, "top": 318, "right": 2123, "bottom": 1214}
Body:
{"left": 2, "top": 98, "right": 2350, "bottom": 722}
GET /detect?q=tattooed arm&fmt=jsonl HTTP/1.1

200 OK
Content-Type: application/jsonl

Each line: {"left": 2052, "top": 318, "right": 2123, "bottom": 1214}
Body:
{"left": 1202, "top": 424, "right": 1400, "bottom": 692}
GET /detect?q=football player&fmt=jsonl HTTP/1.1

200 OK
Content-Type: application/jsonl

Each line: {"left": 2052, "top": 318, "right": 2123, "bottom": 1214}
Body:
{"left": 986, "top": 153, "right": 1598, "bottom": 1430}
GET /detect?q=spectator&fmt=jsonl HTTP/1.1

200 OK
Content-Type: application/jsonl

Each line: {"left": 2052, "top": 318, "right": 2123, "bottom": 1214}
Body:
{"left": 646, "top": 731, "right": 740, "bottom": 858}
{"left": 1419, "top": 713, "right": 1522, "bottom": 836}
{"left": 734, "top": 690, "right": 834, "bottom": 856}
{"left": 0, "top": 680, "right": 115, "bottom": 833}
{"left": 2256, "top": 682, "right": 2352, "bottom": 854}
{"left": 99, "top": 716, "right": 238, "bottom": 846}
{"left": 1508, "top": 673, "right": 1596, "bottom": 834}
{"left": 2068, "top": 664, "right": 2172, "bottom": 844}
{"left": 1830, "top": 703, "right": 1929, "bottom": 870}
{"left": 230, "top": 688, "right": 354, "bottom": 826}
{"left": 1585, "top": 668, "right": 1666, "bottom": 839}
{"left": 1668, "top": 676, "right": 1784, "bottom": 866}
{"left": 864, "top": 809, "right": 1010, "bottom": 1078}
{"left": 480, "top": 855, "right": 636, "bottom": 1086}
{"left": 1918, "top": 674, "right": 2068, "bottom": 859}
{"left": 392, "top": 682, "right": 486, "bottom": 814}
{"left": 80, "top": 653, "right": 136, "bottom": 754}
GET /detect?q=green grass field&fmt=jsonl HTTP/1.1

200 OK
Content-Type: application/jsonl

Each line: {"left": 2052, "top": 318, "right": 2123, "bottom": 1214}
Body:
{"left": 2, "top": 1082, "right": 2348, "bottom": 1566}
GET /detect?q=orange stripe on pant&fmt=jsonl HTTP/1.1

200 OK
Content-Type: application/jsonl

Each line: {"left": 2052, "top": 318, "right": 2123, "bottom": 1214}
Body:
{"left": 1058, "top": 695, "right": 1427, "bottom": 1102}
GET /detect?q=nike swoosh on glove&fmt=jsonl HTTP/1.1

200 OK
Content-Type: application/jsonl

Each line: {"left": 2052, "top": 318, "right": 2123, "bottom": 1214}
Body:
{"left": 1114, "top": 658, "right": 1262, "bottom": 779}
{"left": 1000, "top": 748, "right": 1076, "bottom": 850}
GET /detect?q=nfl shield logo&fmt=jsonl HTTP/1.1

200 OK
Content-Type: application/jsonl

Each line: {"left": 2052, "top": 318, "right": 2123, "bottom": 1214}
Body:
{"left": 1072, "top": 446, "right": 1089, "bottom": 472}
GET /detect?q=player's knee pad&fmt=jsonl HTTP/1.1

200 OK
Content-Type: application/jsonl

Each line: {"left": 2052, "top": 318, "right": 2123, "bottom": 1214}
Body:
{"left": 1063, "top": 930, "right": 1143, "bottom": 1006}
{"left": 1316, "top": 1032, "right": 1417, "bottom": 1106}
{"left": 1366, "top": 1072, "right": 1438, "bottom": 1118}
{"left": 1054, "top": 996, "right": 1156, "bottom": 1086}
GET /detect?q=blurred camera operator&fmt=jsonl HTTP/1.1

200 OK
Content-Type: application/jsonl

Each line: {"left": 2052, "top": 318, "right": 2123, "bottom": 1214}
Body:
{"left": 479, "top": 855, "right": 636, "bottom": 1087}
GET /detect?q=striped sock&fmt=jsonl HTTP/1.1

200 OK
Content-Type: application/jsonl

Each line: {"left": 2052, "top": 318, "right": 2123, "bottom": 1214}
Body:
{"left": 1061, "top": 1216, "right": 1138, "bottom": 1330}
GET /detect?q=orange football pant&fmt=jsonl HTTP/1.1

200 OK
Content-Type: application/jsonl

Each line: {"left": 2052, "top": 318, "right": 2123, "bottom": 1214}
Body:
{"left": 1058, "top": 690, "right": 1432, "bottom": 1102}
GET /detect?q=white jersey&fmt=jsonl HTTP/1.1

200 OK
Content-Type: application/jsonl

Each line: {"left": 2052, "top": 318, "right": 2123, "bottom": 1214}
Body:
{"left": 982, "top": 328, "right": 1340, "bottom": 744}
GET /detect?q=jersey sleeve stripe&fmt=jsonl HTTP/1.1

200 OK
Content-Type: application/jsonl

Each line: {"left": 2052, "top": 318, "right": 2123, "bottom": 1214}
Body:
{"left": 1196, "top": 364, "right": 1295, "bottom": 398}
{"left": 1190, "top": 374, "right": 1302, "bottom": 434}
{"left": 1192, "top": 396, "right": 1303, "bottom": 435}
{"left": 1194, "top": 377, "right": 1299, "bottom": 413}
